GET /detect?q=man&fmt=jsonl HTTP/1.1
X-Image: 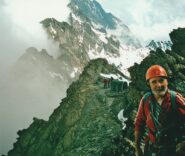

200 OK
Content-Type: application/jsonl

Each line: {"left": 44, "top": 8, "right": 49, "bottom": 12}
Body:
{"left": 134, "top": 65, "right": 185, "bottom": 156}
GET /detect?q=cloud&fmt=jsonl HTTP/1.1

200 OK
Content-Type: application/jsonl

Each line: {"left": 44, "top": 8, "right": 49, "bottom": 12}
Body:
{"left": 130, "top": 18, "right": 185, "bottom": 44}
{"left": 0, "top": 68, "right": 68, "bottom": 154}
{"left": 127, "top": 0, "right": 185, "bottom": 43}
{"left": 0, "top": 0, "right": 70, "bottom": 72}
{"left": 97, "top": 0, "right": 185, "bottom": 45}
{"left": 5, "top": 0, "right": 70, "bottom": 33}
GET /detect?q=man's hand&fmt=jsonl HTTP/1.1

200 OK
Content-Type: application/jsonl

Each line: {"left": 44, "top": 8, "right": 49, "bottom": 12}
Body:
{"left": 134, "top": 130, "right": 144, "bottom": 156}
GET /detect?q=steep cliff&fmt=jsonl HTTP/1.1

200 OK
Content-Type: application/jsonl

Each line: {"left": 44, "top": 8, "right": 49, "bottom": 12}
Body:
{"left": 8, "top": 58, "right": 134, "bottom": 156}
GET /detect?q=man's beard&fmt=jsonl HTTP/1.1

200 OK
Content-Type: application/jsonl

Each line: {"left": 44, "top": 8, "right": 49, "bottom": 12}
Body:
{"left": 152, "top": 86, "right": 168, "bottom": 97}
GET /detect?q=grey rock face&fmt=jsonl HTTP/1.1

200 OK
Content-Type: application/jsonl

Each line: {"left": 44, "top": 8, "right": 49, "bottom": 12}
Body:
{"left": 146, "top": 40, "right": 172, "bottom": 51}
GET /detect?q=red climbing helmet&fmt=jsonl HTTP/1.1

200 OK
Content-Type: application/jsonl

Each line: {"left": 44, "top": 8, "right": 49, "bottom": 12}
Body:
{"left": 146, "top": 65, "right": 168, "bottom": 81}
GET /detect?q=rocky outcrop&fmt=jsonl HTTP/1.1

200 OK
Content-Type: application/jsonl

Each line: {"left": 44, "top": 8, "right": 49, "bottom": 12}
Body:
{"left": 129, "top": 29, "right": 185, "bottom": 93}
{"left": 40, "top": 15, "right": 121, "bottom": 72}
{"left": 12, "top": 47, "right": 72, "bottom": 89}
{"left": 40, "top": 0, "right": 142, "bottom": 73}
{"left": 170, "top": 27, "right": 185, "bottom": 58}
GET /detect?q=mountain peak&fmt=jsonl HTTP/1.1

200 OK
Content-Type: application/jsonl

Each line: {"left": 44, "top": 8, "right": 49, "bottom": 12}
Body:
{"left": 68, "top": 0, "right": 120, "bottom": 29}
{"left": 146, "top": 40, "right": 172, "bottom": 51}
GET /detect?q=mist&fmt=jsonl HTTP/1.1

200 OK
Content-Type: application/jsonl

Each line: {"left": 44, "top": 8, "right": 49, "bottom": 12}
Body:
{"left": 0, "top": 0, "right": 70, "bottom": 69}
{"left": 0, "top": 0, "right": 70, "bottom": 154}
{"left": 0, "top": 70, "right": 68, "bottom": 154}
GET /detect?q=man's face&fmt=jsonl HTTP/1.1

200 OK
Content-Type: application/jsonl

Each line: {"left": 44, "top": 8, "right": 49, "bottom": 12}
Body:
{"left": 148, "top": 77, "right": 168, "bottom": 97}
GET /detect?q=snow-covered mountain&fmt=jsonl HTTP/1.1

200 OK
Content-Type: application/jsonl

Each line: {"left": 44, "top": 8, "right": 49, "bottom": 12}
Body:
{"left": 146, "top": 40, "right": 172, "bottom": 51}
{"left": 68, "top": 0, "right": 141, "bottom": 47}
{"left": 9, "top": 0, "right": 151, "bottom": 122}
{"left": 39, "top": 0, "right": 149, "bottom": 78}
{"left": 10, "top": 0, "right": 151, "bottom": 121}
{"left": 3, "top": 1, "right": 150, "bottom": 154}
{"left": 69, "top": 0, "right": 120, "bottom": 29}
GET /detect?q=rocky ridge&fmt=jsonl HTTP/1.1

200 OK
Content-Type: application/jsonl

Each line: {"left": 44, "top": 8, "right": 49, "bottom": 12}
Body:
{"left": 7, "top": 28, "right": 185, "bottom": 156}
{"left": 8, "top": 58, "right": 134, "bottom": 156}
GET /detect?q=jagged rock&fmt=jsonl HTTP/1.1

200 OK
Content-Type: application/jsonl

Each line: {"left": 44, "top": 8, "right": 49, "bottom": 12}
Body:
{"left": 68, "top": 0, "right": 120, "bottom": 29}
{"left": 8, "top": 58, "right": 132, "bottom": 156}
{"left": 146, "top": 40, "right": 172, "bottom": 51}
{"left": 128, "top": 45, "right": 185, "bottom": 92}
{"left": 170, "top": 27, "right": 185, "bottom": 57}
{"left": 176, "top": 141, "right": 185, "bottom": 156}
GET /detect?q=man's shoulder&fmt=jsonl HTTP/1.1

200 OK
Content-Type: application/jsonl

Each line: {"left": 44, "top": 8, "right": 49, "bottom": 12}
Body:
{"left": 174, "top": 91, "right": 185, "bottom": 104}
{"left": 142, "top": 92, "right": 152, "bottom": 104}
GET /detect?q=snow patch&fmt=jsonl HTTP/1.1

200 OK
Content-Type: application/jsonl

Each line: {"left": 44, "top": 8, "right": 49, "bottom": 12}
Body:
{"left": 100, "top": 73, "right": 131, "bottom": 85}
{"left": 92, "top": 22, "right": 104, "bottom": 30}
{"left": 88, "top": 43, "right": 150, "bottom": 77}
{"left": 49, "top": 71, "right": 63, "bottom": 80}
{"left": 117, "top": 109, "right": 128, "bottom": 130}
{"left": 71, "top": 13, "right": 82, "bottom": 24}
{"left": 70, "top": 68, "right": 79, "bottom": 78}
{"left": 78, "top": 36, "right": 83, "bottom": 44}
{"left": 49, "top": 24, "right": 57, "bottom": 35}
{"left": 91, "top": 27, "right": 108, "bottom": 44}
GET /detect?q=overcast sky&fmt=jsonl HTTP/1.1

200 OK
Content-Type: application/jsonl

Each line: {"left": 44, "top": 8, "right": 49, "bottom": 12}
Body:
{"left": 97, "top": 0, "right": 185, "bottom": 44}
